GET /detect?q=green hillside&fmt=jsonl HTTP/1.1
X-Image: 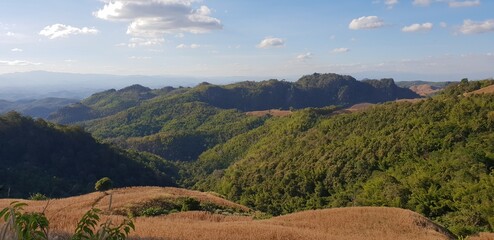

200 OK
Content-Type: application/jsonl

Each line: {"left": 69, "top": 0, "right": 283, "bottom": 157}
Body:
{"left": 188, "top": 80, "right": 494, "bottom": 236}
{"left": 48, "top": 84, "right": 187, "bottom": 124}
{"left": 0, "top": 112, "right": 177, "bottom": 198}
{"left": 49, "top": 73, "right": 417, "bottom": 162}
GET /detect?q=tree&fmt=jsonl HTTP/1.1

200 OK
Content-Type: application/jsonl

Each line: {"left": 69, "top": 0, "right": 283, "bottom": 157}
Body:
{"left": 95, "top": 177, "right": 113, "bottom": 192}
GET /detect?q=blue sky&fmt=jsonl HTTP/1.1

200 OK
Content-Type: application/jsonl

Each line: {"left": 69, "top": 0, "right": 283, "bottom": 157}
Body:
{"left": 0, "top": 0, "right": 493, "bottom": 81}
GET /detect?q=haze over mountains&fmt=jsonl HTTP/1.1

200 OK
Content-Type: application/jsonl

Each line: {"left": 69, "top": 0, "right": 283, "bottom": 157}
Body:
{"left": 0, "top": 71, "right": 258, "bottom": 100}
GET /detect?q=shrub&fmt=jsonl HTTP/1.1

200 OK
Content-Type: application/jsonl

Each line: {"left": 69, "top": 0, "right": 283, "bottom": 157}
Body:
{"left": 180, "top": 197, "right": 201, "bottom": 211}
{"left": 0, "top": 202, "right": 49, "bottom": 240}
{"left": 29, "top": 193, "right": 49, "bottom": 201}
{"left": 95, "top": 177, "right": 113, "bottom": 192}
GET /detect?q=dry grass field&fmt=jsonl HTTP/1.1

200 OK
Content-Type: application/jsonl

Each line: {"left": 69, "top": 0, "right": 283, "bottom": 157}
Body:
{"left": 0, "top": 187, "right": 463, "bottom": 240}
{"left": 464, "top": 84, "right": 494, "bottom": 96}
{"left": 409, "top": 84, "right": 442, "bottom": 96}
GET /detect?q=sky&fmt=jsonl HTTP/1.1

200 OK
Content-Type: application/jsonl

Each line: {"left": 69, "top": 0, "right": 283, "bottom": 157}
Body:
{"left": 0, "top": 0, "right": 493, "bottom": 81}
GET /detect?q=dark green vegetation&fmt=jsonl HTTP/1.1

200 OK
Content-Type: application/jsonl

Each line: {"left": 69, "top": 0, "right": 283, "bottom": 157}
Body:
{"left": 114, "top": 196, "right": 247, "bottom": 217}
{"left": 0, "top": 112, "right": 177, "bottom": 198}
{"left": 95, "top": 177, "right": 113, "bottom": 192}
{"left": 0, "top": 98, "right": 78, "bottom": 119}
{"left": 186, "top": 79, "right": 494, "bottom": 236}
{"left": 49, "top": 73, "right": 417, "bottom": 162}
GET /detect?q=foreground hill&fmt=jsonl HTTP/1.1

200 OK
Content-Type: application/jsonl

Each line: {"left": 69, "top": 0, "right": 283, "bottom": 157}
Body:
{"left": 0, "top": 187, "right": 455, "bottom": 240}
{"left": 0, "top": 112, "right": 176, "bottom": 198}
{"left": 188, "top": 80, "right": 494, "bottom": 236}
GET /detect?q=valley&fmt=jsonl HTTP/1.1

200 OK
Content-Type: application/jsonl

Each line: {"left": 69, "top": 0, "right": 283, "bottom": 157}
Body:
{"left": 1, "top": 74, "right": 493, "bottom": 239}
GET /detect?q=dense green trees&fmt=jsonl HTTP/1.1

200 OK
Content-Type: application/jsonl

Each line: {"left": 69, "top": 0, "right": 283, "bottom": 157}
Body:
{"left": 187, "top": 87, "right": 494, "bottom": 236}
{"left": 0, "top": 112, "right": 177, "bottom": 198}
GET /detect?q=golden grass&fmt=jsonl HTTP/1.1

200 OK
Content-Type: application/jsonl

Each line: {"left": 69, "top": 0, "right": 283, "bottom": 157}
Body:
{"left": 409, "top": 84, "right": 442, "bottom": 96}
{"left": 468, "top": 233, "right": 494, "bottom": 240}
{"left": 464, "top": 84, "right": 494, "bottom": 96}
{"left": 246, "top": 109, "right": 292, "bottom": 117}
{"left": 0, "top": 187, "right": 459, "bottom": 240}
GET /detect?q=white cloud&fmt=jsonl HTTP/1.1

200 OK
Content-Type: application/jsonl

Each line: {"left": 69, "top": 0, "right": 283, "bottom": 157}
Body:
{"left": 127, "top": 37, "right": 164, "bottom": 47}
{"left": 332, "top": 48, "right": 350, "bottom": 53}
{"left": 440, "top": 22, "right": 448, "bottom": 28}
{"left": 384, "top": 0, "right": 399, "bottom": 8}
{"left": 402, "top": 22, "right": 433, "bottom": 32}
{"left": 449, "top": 0, "right": 480, "bottom": 7}
{"left": 349, "top": 16, "right": 385, "bottom": 30}
{"left": 257, "top": 37, "right": 285, "bottom": 49}
{"left": 39, "top": 24, "right": 98, "bottom": 39}
{"left": 176, "top": 43, "right": 201, "bottom": 49}
{"left": 296, "top": 52, "right": 312, "bottom": 61}
{"left": 458, "top": 19, "right": 494, "bottom": 34}
{"left": 94, "top": 0, "right": 222, "bottom": 37}
{"left": 0, "top": 60, "right": 41, "bottom": 66}
{"left": 413, "top": 0, "right": 432, "bottom": 6}
{"left": 11, "top": 48, "right": 23, "bottom": 52}
{"left": 6, "top": 32, "right": 15, "bottom": 37}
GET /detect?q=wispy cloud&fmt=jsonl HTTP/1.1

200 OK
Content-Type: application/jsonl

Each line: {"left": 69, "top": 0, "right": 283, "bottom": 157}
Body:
{"left": 458, "top": 19, "right": 494, "bottom": 34}
{"left": 384, "top": 0, "right": 399, "bottom": 9}
{"left": 39, "top": 24, "right": 98, "bottom": 39}
{"left": 257, "top": 37, "right": 285, "bottom": 49}
{"left": 448, "top": 0, "right": 480, "bottom": 7}
{"left": 296, "top": 52, "right": 313, "bottom": 61}
{"left": 402, "top": 22, "right": 433, "bottom": 32}
{"left": 412, "top": 0, "right": 432, "bottom": 6}
{"left": 11, "top": 48, "right": 23, "bottom": 52}
{"left": 0, "top": 60, "right": 41, "bottom": 66}
{"left": 349, "top": 16, "right": 385, "bottom": 30}
{"left": 332, "top": 48, "right": 350, "bottom": 53}
{"left": 176, "top": 43, "right": 201, "bottom": 49}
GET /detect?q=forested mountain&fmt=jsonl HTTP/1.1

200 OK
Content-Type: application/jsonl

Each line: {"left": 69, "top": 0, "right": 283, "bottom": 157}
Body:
{"left": 0, "top": 97, "right": 78, "bottom": 118}
{"left": 46, "top": 73, "right": 418, "bottom": 161}
{"left": 0, "top": 112, "right": 177, "bottom": 198}
{"left": 48, "top": 84, "right": 186, "bottom": 124}
{"left": 184, "top": 80, "right": 494, "bottom": 236}
{"left": 49, "top": 73, "right": 418, "bottom": 124}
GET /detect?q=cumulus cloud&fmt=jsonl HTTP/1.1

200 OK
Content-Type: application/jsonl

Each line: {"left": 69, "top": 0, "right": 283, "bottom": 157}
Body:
{"left": 458, "top": 19, "right": 494, "bottom": 34}
{"left": 349, "top": 16, "right": 385, "bottom": 30}
{"left": 11, "top": 48, "right": 23, "bottom": 52}
{"left": 176, "top": 43, "right": 200, "bottom": 49}
{"left": 257, "top": 37, "right": 285, "bottom": 49}
{"left": 0, "top": 60, "right": 41, "bottom": 66}
{"left": 402, "top": 22, "right": 433, "bottom": 32}
{"left": 296, "top": 52, "right": 312, "bottom": 61}
{"left": 413, "top": 0, "right": 432, "bottom": 6}
{"left": 94, "top": 0, "right": 222, "bottom": 37}
{"left": 449, "top": 0, "right": 480, "bottom": 7}
{"left": 332, "top": 48, "right": 350, "bottom": 53}
{"left": 39, "top": 24, "right": 98, "bottom": 39}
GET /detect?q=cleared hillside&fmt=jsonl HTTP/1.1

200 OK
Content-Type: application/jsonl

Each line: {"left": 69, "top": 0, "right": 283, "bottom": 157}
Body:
{"left": 0, "top": 187, "right": 454, "bottom": 240}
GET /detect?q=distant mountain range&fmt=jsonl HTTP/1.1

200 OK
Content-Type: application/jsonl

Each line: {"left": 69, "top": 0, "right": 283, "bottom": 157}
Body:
{"left": 0, "top": 98, "right": 79, "bottom": 118}
{"left": 0, "top": 71, "right": 257, "bottom": 100}
{"left": 50, "top": 73, "right": 419, "bottom": 124}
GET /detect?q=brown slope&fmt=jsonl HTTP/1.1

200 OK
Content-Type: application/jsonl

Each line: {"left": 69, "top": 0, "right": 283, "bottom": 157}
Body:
{"left": 0, "top": 187, "right": 456, "bottom": 240}
{"left": 464, "top": 84, "right": 494, "bottom": 96}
